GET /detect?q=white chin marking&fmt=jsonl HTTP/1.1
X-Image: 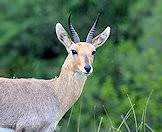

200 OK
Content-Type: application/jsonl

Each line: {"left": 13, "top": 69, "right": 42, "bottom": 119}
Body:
{"left": 74, "top": 71, "right": 87, "bottom": 79}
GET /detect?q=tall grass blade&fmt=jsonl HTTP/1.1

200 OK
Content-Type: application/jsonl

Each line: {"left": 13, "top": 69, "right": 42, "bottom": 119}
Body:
{"left": 127, "top": 94, "right": 138, "bottom": 132}
{"left": 121, "top": 115, "right": 131, "bottom": 132}
{"left": 66, "top": 106, "right": 74, "bottom": 129}
{"left": 97, "top": 117, "right": 103, "bottom": 132}
{"left": 117, "top": 104, "right": 135, "bottom": 131}
{"left": 138, "top": 90, "right": 153, "bottom": 132}
{"left": 145, "top": 123, "right": 155, "bottom": 132}
{"left": 143, "top": 90, "right": 153, "bottom": 132}
{"left": 103, "top": 105, "right": 114, "bottom": 129}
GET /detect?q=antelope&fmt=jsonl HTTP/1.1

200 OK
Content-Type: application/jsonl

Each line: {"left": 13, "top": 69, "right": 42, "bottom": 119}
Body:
{"left": 0, "top": 14, "right": 110, "bottom": 132}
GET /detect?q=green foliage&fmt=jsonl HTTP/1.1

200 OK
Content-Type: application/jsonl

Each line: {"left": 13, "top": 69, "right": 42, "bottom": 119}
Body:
{"left": 0, "top": 0, "right": 162, "bottom": 131}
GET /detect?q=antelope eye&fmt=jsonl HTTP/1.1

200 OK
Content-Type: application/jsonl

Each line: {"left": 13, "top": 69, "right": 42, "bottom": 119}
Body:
{"left": 92, "top": 51, "right": 96, "bottom": 55}
{"left": 71, "top": 50, "right": 78, "bottom": 55}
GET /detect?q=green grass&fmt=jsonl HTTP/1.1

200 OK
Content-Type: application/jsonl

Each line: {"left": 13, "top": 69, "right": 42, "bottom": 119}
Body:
{"left": 57, "top": 91, "right": 154, "bottom": 132}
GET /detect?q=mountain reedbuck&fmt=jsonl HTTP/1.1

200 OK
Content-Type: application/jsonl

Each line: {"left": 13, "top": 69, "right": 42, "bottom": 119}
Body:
{"left": 0, "top": 14, "right": 110, "bottom": 132}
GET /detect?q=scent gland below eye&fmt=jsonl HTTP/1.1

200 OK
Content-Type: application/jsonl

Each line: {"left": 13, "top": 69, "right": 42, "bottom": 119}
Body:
{"left": 71, "top": 50, "right": 78, "bottom": 55}
{"left": 92, "top": 51, "right": 96, "bottom": 55}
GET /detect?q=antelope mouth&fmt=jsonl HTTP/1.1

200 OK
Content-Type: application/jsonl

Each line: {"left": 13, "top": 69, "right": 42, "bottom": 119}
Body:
{"left": 83, "top": 71, "right": 92, "bottom": 76}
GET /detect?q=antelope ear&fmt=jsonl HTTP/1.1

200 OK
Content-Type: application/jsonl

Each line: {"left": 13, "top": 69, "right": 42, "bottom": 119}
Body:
{"left": 92, "top": 26, "right": 110, "bottom": 48}
{"left": 56, "top": 23, "right": 73, "bottom": 51}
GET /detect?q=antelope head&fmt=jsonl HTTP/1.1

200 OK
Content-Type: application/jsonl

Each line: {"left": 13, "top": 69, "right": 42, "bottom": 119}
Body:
{"left": 56, "top": 14, "right": 111, "bottom": 76}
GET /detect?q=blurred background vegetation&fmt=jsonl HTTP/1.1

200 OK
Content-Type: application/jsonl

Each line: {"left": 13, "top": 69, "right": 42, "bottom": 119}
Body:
{"left": 0, "top": 0, "right": 162, "bottom": 131}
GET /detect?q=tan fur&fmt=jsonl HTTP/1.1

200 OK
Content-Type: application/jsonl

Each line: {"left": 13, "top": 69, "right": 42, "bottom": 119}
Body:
{"left": 0, "top": 54, "right": 87, "bottom": 132}
{"left": 0, "top": 43, "right": 94, "bottom": 132}
{"left": 69, "top": 42, "right": 95, "bottom": 73}
{"left": 0, "top": 22, "right": 110, "bottom": 132}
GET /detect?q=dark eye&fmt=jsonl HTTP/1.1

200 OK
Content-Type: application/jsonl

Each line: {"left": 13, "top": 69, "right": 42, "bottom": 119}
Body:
{"left": 92, "top": 51, "right": 96, "bottom": 55}
{"left": 71, "top": 50, "right": 78, "bottom": 55}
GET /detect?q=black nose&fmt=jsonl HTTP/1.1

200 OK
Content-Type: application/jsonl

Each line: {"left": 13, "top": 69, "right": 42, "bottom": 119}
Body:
{"left": 84, "top": 65, "right": 91, "bottom": 73}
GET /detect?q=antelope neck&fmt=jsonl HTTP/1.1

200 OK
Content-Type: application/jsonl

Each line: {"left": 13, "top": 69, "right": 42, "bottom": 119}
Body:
{"left": 55, "top": 55, "right": 87, "bottom": 113}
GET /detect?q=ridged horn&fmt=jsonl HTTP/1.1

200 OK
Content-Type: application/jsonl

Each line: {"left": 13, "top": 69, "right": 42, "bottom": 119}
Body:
{"left": 86, "top": 13, "right": 101, "bottom": 43}
{"left": 68, "top": 14, "right": 80, "bottom": 43}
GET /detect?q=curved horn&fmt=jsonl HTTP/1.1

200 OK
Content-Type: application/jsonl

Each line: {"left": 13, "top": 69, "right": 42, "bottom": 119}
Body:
{"left": 68, "top": 14, "right": 80, "bottom": 43}
{"left": 86, "top": 13, "right": 101, "bottom": 43}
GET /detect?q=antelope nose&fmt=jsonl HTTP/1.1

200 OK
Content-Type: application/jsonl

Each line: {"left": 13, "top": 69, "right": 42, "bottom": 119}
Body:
{"left": 84, "top": 65, "right": 91, "bottom": 73}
